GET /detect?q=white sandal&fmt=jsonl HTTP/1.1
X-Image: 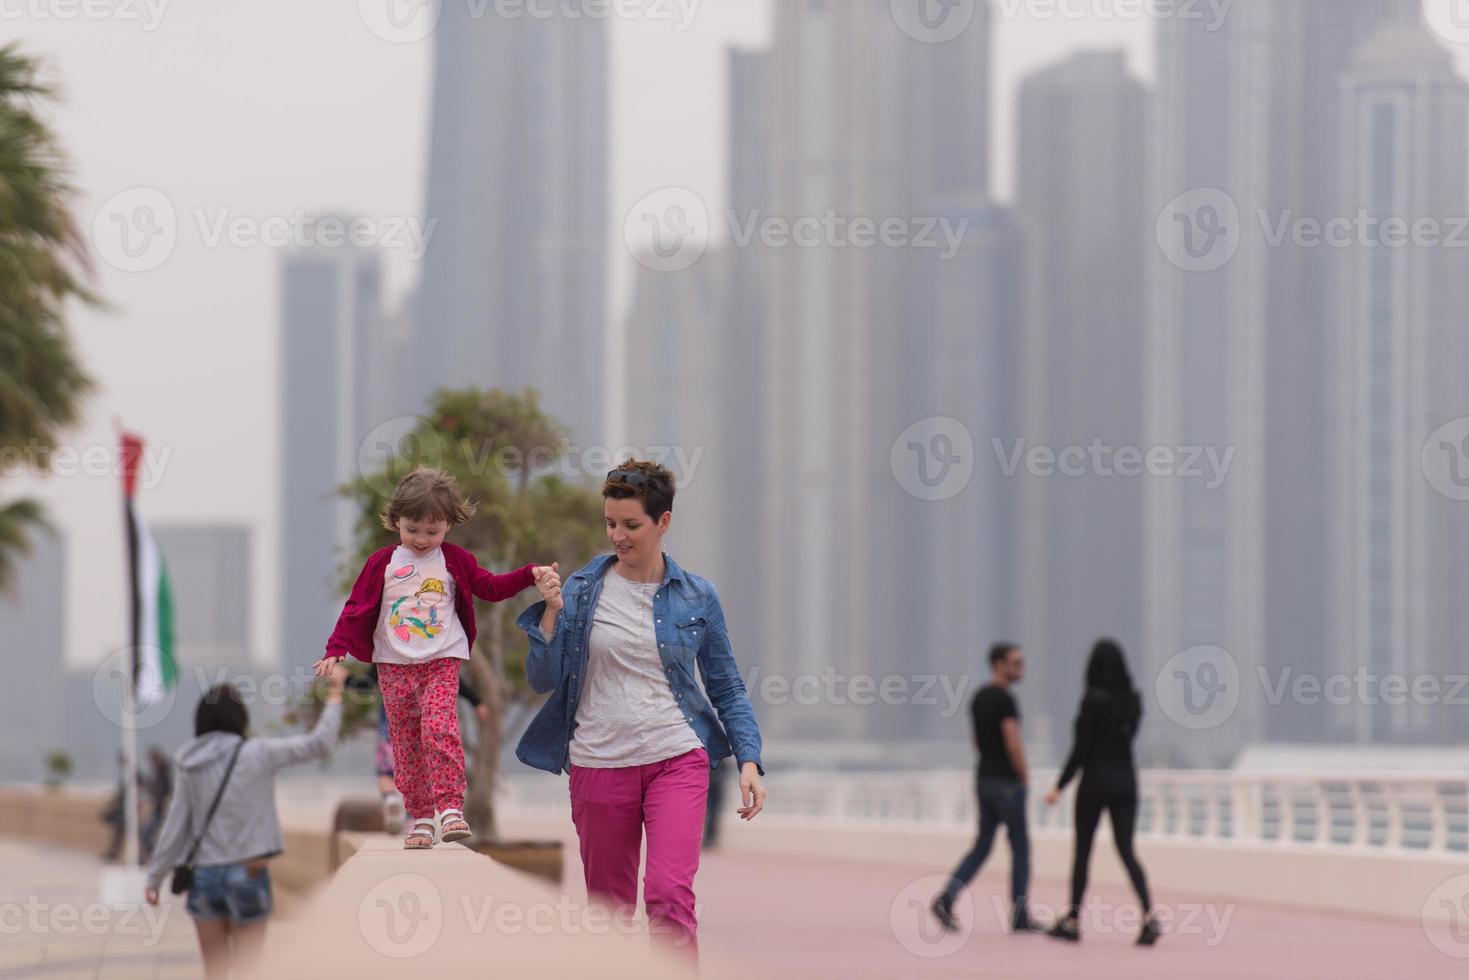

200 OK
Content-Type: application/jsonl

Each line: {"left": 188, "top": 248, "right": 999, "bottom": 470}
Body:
{"left": 403, "top": 817, "right": 436, "bottom": 849}
{"left": 437, "top": 808, "right": 471, "bottom": 843}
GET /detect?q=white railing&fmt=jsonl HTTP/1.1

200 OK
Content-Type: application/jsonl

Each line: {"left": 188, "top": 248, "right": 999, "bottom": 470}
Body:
{"left": 500, "top": 768, "right": 1469, "bottom": 856}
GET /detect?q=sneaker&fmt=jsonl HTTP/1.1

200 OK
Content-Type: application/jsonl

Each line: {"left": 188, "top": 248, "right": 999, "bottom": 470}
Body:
{"left": 930, "top": 893, "right": 959, "bottom": 933}
{"left": 381, "top": 793, "right": 405, "bottom": 835}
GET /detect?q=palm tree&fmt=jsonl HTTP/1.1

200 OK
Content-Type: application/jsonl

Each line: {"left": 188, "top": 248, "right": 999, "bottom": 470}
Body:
{"left": 0, "top": 44, "right": 96, "bottom": 590}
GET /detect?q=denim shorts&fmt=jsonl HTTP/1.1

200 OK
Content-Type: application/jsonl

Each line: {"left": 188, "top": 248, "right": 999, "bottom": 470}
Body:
{"left": 185, "top": 862, "right": 273, "bottom": 924}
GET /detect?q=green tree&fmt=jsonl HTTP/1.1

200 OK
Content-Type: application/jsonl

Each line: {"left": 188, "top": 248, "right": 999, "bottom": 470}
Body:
{"left": 0, "top": 45, "right": 96, "bottom": 590}
{"left": 341, "top": 387, "right": 605, "bottom": 839}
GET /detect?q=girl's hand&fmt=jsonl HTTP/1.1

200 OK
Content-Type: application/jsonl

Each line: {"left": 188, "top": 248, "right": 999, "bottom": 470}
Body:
{"left": 312, "top": 656, "right": 344, "bottom": 678}
{"left": 1045, "top": 788, "right": 1060, "bottom": 808}
{"left": 475, "top": 703, "right": 490, "bottom": 724}
{"left": 144, "top": 887, "right": 159, "bottom": 906}
{"left": 533, "top": 563, "right": 563, "bottom": 612}
{"left": 737, "top": 763, "right": 765, "bottom": 821}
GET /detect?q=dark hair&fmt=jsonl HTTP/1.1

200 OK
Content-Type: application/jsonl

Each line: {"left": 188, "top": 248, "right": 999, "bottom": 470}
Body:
{"left": 195, "top": 684, "right": 248, "bottom": 738}
{"left": 1085, "top": 638, "right": 1142, "bottom": 728}
{"left": 988, "top": 642, "right": 1020, "bottom": 668}
{"left": 602, "top": 457, "right": 676, "bottom": 522}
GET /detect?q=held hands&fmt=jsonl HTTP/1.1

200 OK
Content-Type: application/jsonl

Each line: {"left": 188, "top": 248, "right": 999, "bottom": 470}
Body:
{"left": 144, "top": 887, "right": 159, "bottom": 906}
{"left": 1045, "top": 788, "right": 1060, "bottom": 808}
{"left": 532, "top": 562, "right": 563, "bottom": 612}
{"left": 737, "top": 762, "right": 766, "bottom": 821}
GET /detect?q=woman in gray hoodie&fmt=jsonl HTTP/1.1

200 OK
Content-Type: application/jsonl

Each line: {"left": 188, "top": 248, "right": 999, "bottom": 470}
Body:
{"left": 144, "top": 664, "right": 345, "bottom": 977}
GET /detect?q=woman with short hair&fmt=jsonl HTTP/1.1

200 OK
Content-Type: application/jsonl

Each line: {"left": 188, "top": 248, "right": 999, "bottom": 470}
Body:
{"left": 515, "top": 458, "right": 766, "bottom": 958}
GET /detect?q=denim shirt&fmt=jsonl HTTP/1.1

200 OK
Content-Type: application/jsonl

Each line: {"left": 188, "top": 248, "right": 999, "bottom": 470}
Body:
{"left": 514, "top": 553, "right": 764, "bottom": 777}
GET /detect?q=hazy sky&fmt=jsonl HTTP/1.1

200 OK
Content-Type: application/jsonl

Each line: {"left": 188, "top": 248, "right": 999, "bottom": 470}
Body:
{"left": 2, "top": 2, "right": 1202, "bottom": 668}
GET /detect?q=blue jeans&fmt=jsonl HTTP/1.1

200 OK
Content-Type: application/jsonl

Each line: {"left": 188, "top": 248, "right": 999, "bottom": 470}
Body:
{"left": 185, "top": 862, "right": 273, "bottom": 924}
{"left": 945, "top": 776, "right": 1030, "bottom": 906}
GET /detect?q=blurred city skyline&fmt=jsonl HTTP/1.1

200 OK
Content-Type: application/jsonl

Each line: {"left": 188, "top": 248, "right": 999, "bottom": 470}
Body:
{"left": 9, "top": 0, "right": 1164, "bottom": 676}
{"left": 8, "top": 0, "right": 1469, "bottom": 778}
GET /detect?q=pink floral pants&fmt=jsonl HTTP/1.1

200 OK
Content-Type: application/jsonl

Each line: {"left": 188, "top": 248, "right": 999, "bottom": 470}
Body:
{"left": 377, "top": 658, "right": 465, "bottom": 820}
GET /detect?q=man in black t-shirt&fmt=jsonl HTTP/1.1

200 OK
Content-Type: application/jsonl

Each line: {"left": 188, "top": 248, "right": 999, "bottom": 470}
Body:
{"left": 932, "top": 642, "right": 1037, "bottom": 933}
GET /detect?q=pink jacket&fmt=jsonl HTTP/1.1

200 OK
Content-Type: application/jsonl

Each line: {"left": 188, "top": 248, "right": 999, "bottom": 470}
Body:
{"left": 324, "top": 542, "right": 538, "bottom": 663}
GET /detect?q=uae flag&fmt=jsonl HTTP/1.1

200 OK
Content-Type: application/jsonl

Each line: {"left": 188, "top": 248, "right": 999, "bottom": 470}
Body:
{"left": 121, "top": 433, "right": 176, "bottom": 706}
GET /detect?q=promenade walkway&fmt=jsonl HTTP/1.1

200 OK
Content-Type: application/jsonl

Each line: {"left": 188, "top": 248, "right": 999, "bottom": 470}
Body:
{"left": 1, "top": 827, "right": 1455, "bottom": 978}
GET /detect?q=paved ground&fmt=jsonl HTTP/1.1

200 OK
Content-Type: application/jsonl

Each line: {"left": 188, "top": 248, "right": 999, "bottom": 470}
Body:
{"left": 0, "top": 830, "right": 1458, "bottom": 978}
{"left": 690, "top": 845, "right": 1459, "bottom": 979}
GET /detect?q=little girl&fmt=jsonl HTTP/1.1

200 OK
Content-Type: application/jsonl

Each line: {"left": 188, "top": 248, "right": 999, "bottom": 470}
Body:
{"left": 314, "top": 466, "right": 559, "bottom": 848}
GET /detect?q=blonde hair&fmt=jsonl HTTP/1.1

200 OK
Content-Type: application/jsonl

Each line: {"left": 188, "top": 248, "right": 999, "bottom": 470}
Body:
{"left": 380, "top": 467, "right": 477, "bottom": 530}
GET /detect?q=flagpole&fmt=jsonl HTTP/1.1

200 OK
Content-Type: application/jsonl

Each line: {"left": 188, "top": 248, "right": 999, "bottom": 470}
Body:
{"left": 119, "top": 422, "right": 142, "bottom": 872}
{"left": 120, "top": 682, "right": 140, "bottom": 869}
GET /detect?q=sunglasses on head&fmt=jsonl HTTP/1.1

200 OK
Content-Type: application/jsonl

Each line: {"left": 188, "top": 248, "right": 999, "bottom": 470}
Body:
{"left": 606, "top": 468, "right": 650, "bottom": 490}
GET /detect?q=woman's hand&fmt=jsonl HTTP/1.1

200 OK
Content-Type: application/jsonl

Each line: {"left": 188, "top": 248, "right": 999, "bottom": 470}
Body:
{"left": 312, "top": 655, "right": 344, "bottom": 679}
{"left": 324, "top": 662, "right": 347, "bottom": 703}
{"left": 1045, "top": 788, "right": 1060, "bottom": 808}
{"left": 144, "top": 887, "right": 159, "bottom": 906}
{"left": 475, "top": 703, "right": 490, "bottom": 724}
{"left": 737, "top": 762, "right": 765, "bottom": 821}
{"left": 533, "top": 563, "right": 563, "bottom": 612}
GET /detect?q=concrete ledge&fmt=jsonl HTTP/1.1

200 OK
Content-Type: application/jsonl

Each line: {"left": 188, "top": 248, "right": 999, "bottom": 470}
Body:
{"left": 717, "top": 818, "right": 1463, "bottom": 923}
{"left": 0, "top": 786, "right": 340, "bottom": 901}
{"left": 249, "top": 833, "right": 719, "bottom": 978}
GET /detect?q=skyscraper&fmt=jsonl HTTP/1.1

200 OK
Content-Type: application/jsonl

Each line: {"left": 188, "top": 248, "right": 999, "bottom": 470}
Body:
{"left": 278, "top": 236, "right": 383, "bottom": 670}
{"left": 415, "top": 4, "right": 609, "bottom": 447}
{"left": 1330, "top": 23, "right": 1469, "bottom": 743}
{"left": 1147, "top": 2, "right": 1299, "bottom": 765}
{"left": 1264, "top": 0, "right": 1419, "bottom": 743}
{"left": 1016, "top": 50, "right": 1149, "bottom": 755}
{"left": 761, "top": 0, "right": 909, "bottom": 739}
{"left": 716, "top": 48, "right": 772, "bottom": 690}
{"left": 761, "top": 0, "right": 995, "bottom": 745}
{"left": 621, "top": 250, "right": 728, "bottom": 580}
{"left": 898, "top": 203, "right": 1033, "bottom": 744}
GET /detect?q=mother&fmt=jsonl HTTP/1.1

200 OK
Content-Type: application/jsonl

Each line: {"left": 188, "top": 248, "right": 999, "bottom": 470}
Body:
{"left": 515, "top": 458, "right": 766, "bottom": 956}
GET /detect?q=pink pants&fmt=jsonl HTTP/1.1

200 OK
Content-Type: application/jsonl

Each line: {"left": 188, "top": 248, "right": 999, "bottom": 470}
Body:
{"left": 569, "top": 747, "right": 709, "bottom": 955}
{"left": 378, "top": 659, "right": 465, "bottom": 820}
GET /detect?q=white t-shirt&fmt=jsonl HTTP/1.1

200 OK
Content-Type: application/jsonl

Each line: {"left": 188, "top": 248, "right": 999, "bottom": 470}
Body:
{"left": 372, "top": 546, "right": 470, "bottom": 664}
{"left": 569, "top": 568, "right": 704, "bottom": 768}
